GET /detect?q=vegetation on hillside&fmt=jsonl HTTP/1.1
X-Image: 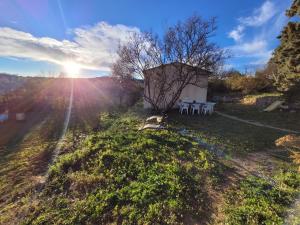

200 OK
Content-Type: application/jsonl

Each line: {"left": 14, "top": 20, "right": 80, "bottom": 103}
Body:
{"left": 18, "top": 109, "right": 300, "bottom": 225}
{"left": 208, "top": 70, "right": 273, "bottom": 96}
{"left": 22, "top": 112, "right": 219, "bottom": 224}
{"left": 0, "top": 78, "right": 142, "bottom": 224}
{"left": 225, "top": 171, "right": 300, "bottom": 225}
{"left": 0, "top": 73, "right": 26, "bottom": 96}
{"left": 1, "top": 96, "right": 299, "bottom": 224}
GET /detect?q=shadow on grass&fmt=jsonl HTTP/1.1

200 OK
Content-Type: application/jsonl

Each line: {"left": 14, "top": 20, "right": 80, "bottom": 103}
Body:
{"left": 166, "top": 109, "right": 285, "bottom": 155}
{"left": 218, "top": 103, "right": 300, "bottom": 131}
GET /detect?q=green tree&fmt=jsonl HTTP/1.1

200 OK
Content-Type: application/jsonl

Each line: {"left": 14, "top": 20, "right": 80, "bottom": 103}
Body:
{"left": 272, "top": 0, "right": 300, "bottom": 94}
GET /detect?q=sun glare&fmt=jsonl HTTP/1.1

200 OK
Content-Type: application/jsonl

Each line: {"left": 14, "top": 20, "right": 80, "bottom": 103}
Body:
{"left": 64, "top": 61, "right": 81, "bottom": 77}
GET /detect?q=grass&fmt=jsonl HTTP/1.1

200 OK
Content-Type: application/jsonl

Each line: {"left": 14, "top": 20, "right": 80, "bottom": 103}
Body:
{"left": 1, "top": 98, "right": 299, "bottom": 225}
{"left": 0, "top": 112, "right": 92, "bottom": 224}
{"left": 0, "top": 110, "right": 66, "bottom": 224}
{"left": 22, "top": 112, "right": 219, "bottom": 224}
{"left": 167, "top": 106, "right": 300, "bottom": 224}
{"left": 168, "top": 110, "right": 284, "bottom": 155}
{"left": 0, "top": 78, "right": 138, "bottom": 224}
{"left": 218, "top": 103, "right": 300, "bottom": 131}
{"left": 225, "top": 170, "right": 300, "bottom": 225}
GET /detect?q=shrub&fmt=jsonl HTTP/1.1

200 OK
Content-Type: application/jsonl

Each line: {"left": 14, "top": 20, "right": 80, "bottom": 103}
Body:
{"left": 225, "top": 75, "right": 271, "bottom": 95}
{"left": 209, "top": 73, "right": 274, "bottom": 96}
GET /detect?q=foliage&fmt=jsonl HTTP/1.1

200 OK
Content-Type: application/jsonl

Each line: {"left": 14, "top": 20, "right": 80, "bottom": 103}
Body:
{"left": 208, "top": 70, "right": 274, "bottom": 96}
{"left": 225, "top": 170, "right": 300, "bottom": 225}
{"left": 23, "top": 113, "right": 217, "bottom": 224}
{"left": 286, "top": 0, "right": 300, "bottom": 18}
{"left": 271, "top": 0, "right": 300, "bottom": 95}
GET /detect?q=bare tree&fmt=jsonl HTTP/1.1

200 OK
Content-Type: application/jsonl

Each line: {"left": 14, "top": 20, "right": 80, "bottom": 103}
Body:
{"left": 111, "top": 15, "right": 227, "bottom": 112}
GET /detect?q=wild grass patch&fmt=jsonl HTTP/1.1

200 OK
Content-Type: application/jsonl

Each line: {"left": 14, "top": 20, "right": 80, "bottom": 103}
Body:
{"left": 23, "top": 112, "right": 218, "bottom": 224}
{"left": 225, "top": 169, "right": 300, "bottom": 225}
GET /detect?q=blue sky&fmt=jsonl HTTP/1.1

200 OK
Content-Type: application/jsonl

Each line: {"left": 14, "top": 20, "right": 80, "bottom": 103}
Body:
{"left": 0, "top": 0, "right": 292, "bottom": 77}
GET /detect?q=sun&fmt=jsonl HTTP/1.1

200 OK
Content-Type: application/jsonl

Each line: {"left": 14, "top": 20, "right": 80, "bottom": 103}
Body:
{"left": 64, "top": 61, "right": 81, "bottom": 77}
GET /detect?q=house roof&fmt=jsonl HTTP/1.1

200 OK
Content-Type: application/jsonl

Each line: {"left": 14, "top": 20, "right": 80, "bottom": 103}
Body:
{"left": 143, "top": 62, "right": 212, "bottom": 76}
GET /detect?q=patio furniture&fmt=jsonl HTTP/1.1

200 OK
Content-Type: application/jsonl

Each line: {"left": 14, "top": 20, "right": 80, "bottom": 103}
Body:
{"left": 202, "top": 105, "right": 210, "bottom": 115}
{"left": 178, "top": 101, "right": 183, "bottom": 113}
{"left": 179, "top": 102, "right": 189, "bottom": 115}
{"left": 206, "top": 102, "right": 216, "bottom": 114}
{"left": 191, "top": 103, "right": 201, "bottom": 115}
{"left": 201, "top": 102, "right": 216, "bottom": 115}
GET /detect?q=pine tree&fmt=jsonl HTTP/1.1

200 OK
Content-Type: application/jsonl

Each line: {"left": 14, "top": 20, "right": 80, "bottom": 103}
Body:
{"left": 272, "top": 0, "right": 300, "bottom": 96}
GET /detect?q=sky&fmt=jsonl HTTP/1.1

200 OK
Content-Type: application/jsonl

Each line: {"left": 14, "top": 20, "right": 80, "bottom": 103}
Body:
{"left": 0, "top": 0, "right": 292, "bottom": 77}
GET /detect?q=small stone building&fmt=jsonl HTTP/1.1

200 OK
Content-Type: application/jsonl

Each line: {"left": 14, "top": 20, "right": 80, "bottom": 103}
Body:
{"left": 143, "top": 62, "right": 210, "bottom": 110}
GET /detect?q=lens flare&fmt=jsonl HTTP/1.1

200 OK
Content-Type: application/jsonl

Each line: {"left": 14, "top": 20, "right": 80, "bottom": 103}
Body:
{"left": 64, "top": 61, "right": 81, "bottom": 77}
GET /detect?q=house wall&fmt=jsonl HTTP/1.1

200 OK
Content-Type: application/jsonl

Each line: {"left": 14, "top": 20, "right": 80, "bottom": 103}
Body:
{"left": 143, "top": 64, "right": 208, "bottom": 109}
{"left": 179, "top": 84, "right": 207, "bottom": 103}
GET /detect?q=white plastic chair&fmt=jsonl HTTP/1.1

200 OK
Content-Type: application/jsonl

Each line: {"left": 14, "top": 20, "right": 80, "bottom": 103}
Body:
{"left": 202, "top": 105, "right": 210, "bottom": 115}
{"left": 178, "top": 101, "right": 183, "bottom": 113}
{"left": 191, "top": 103, "right": 200, "bottom": 115}
{"left": 206, "top": 102, "right": 216, "bottom": 114}
{"left": 180, "top": 103, "right": 189, "bottom": 115}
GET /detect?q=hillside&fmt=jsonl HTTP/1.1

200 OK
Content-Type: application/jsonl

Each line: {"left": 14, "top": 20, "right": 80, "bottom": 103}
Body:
{"left": 0, "top": 73, "right": 26, "bottom": 95}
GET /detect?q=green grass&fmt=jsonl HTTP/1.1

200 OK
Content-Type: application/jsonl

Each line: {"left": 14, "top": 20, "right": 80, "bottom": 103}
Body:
{"left": 168, "top": 106, "right": 300, "bottom": 224}
{"left": 0, "top": 109, "right": 91, "bottom": 224}
{"left": 1, "top": 101, "right": 299, "bottom": 224}
{"left": 225, "top": 170, "right": 300, "bottom": 225}
{"left": 168, "top": 111, "right": 284, "bottom": 155}
{"left": 22, "top": 112, "right": 219, "bottom": 225}
{"left": 218, "top": 103, "right": 300, "bottom": 131}
{"left": 0, "top": 111, "right": 66, "bottom": 224}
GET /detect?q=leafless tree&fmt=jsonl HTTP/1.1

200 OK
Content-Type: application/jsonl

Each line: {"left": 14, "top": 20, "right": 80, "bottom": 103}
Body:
{"left": 111, "top": 15, "right": 227, "bottom": 112}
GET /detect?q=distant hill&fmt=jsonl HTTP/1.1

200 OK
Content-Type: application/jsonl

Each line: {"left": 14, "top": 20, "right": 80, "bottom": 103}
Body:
{"left": 0, "top": 73, "right": 26, "bottom": 95}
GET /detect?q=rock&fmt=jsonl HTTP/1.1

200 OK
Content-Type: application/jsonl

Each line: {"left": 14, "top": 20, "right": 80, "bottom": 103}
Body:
{"left": 138, "top": 123, "right": 165, "bottom": 131}
{"left": 146, "top": 116, "right": 164, "bottom": 124}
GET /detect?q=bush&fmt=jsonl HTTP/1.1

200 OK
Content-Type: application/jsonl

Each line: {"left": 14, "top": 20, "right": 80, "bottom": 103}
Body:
{"left": 209, "top": 74, "right": 274, "bottom": 96}
{"left": 226, "top": 75, "right": 271, "bottom": 95}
